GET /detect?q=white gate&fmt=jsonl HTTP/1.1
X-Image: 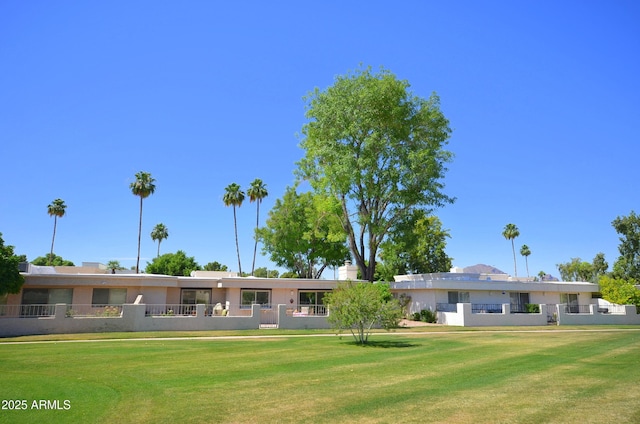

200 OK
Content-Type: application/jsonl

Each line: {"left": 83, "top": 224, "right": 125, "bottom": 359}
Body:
{"left": 260, "top": 308, "right": 278, "bottom": 328}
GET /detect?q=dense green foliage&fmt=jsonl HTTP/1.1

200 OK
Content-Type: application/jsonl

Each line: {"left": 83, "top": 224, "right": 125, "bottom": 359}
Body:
{"left": 378, "top": 211, "right": 452, "bottom": 280}
{"left": 1, "top": 331, "right": 640, "bottom": 423}
{"left": 413, "top": 308, "right": 437, "bottom": 323}
{"left": 0, "top": 233, "right": 25, "bottom": 295}
{"left": 557, "top": 254, "right": 608, "bottom": 283}
{"left": 612, "top": 211, "right": 640, "bottom": 280}
{"left": 324, "top": 281, "right": 402, "bottom": 344}
{"left": 31, "top": 254, "right": 75, "bottom": 266}
{"left": 298, "top": 66, "right": 454, "bottom": 281}
{"left": 257, "top": 187, "right": 350, "bottom": 279}
{"left": 598, "top": 274, "right": 640, "bottom": 307}
{"left": 145, "top": 250, "right": 200, "bottom": 276}
{"left": 106, "top": 260, "right": 125, "bottom": 273}
{"left": 251, "top": 267, "right": 279, "bottom": 278}
{"left": 203, "top": 261, "right": 228, "bottom": 271}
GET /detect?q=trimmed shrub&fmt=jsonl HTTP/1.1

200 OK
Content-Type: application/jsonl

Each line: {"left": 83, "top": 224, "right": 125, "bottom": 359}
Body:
{"left": 419, "top": 309, "right": 437, "bottom": 323}
{"left": 525, "top": 303, "right": 540, "bottom": 313}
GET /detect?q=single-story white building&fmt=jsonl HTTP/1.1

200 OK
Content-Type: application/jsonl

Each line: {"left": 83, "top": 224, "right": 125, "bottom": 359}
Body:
{"left": 0, "top": 262, "right": 637, "bottom": 336}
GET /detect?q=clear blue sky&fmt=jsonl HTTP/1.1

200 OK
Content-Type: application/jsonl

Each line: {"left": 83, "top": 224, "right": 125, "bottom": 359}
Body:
{"left": 1, "top": 1, "right": 638, "bottom": 278}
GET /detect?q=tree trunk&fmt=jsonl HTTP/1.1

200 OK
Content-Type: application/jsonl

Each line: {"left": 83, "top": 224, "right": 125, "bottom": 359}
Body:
{"left": 233, "top": 206, "right": 242, "bottom": 275}
{"left": 49, "top": 217, "right": 57, "bottom": 265}
{"left": 136, "top": 197, "right": 143, "bottom": 274}
{"left": 511, "top": 239, "right": 517, "bottom": 277}
{"left": 251, "top": 201, "right": 260, "bottom": 276}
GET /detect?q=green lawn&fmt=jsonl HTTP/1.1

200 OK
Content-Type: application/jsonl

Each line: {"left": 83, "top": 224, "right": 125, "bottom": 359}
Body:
{"left": 1, "top": 328, "right": 639, "bottom": 423}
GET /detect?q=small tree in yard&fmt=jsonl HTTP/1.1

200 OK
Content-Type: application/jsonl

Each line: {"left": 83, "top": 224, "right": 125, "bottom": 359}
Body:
{"left": 0, "top": 233, "right": 25, "bottom": 296}
{"left": 324, "top": 281, "right": 402, "bottom": 345}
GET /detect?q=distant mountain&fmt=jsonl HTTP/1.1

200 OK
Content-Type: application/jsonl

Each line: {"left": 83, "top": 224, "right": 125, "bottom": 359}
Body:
{"left": 463, "top": 264, "right": 559, "bottom": 281}
{"left": 463, "top": 264, "right": 507, "bottom": 274}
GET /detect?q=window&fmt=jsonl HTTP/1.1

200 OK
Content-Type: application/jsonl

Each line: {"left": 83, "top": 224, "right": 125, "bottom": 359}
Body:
{"left": 447, "top": 291, "right": 470, "bottom": 304}
{"left": 22, "top": 288, "right": 73, "bottom": 305}
{"left": 299, "top": 290, "right": 329, "bottom": 314}
{"left": 510, "top": 292, "right": 530, "bottom": 313}
{"left": 92, "top": 288, "right": 127, "bottom": 305}
{"left": 21, "top": 289, "right": 73, "bottom": 316}
{"left": 561, "top": 293, "right": 579, "bottom": 313}
{"left": 241, "top": 289, "right": 271, "bottom": 308}
{"left": 181, "top": 289, "right": 211, "bottom": 305}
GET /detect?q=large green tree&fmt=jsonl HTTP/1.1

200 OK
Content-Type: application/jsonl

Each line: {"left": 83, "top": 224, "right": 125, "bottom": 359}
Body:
{"left": 556, "top": 253, "right": 607, "bottom": 283}
{"left": 223, "top": 183, "right": 245, "bottom": 275}
{"left": 378, "top": 210, "right": 452, "bottom": 281}
{"left": 598, "top": 274, "right": 640, "bottom": 308}
{"left": 256, "top": 186, "right": 350, "bottom": 279}
{"left": 31, "top": 254, "right": 74, "bottom": 266}
{"left": 150, "top": 223, "right": 169, "bottom": 258}
{"left": 297, "top": 66, "right": 454, "bottom": 282}
{"left": 130, "top": 171, "right": 156, "bottom": 274}
{"left": 247, "top": 178, "right": 268, "bottom": 276}
{"left": 502, "top": 223, "right": 520, "bottom": 277}
{"left": 611, "top": 211, "right": 640, "bottom": 280}
{"left": 47, "top": 198, "right": 67, "bottom": 265}
{"left": 0, "top": 233, "right": 25, "bottom": 296}
{"left": 106, "top": 260, "right": 125, "bottom": 274}
{"left": 145, "top": 251, "right": 201, "bottom": 276}
{"left": 253, "top": 267, "right": 279, "bottom": 278}
{"left": 324, "top": 281, "right": 402, "bottom": 345}
{"left": 203, "top": 261, "right": 228, "bottom": 271}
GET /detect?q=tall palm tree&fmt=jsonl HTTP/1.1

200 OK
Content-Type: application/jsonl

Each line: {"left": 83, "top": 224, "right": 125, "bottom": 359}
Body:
{"left": 47, "top": 198, "right": 67, "bottom": 265}
{"left": 520, "top": 244, "right": 531, "bottom": 278}
{"left": 247, "top": 178, "right": 268, "bottom": 276}
{"left": 130, "top": 171, "right": 156, "bottom": 273}
{"left": 223, "top": 183, "right": 245, "bottom": 275}
{"left": 150, "top": 223, "right": 169, "bottom": 258}
{"left": 502, "top": 223, "right": 520, "bottom": 277}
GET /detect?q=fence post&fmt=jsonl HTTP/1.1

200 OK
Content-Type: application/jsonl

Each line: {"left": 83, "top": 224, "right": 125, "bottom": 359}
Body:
{"left": 55, "top": 303, "right": 66, "bottom": 320}
{"left": 196, "top": 303, "right": 206, "bottom": 318}
{"left": 122, "top": 303, "right": 146, "bottom": 331}
{"left": 251, "top": 304, "right": 261, "bottom": 328}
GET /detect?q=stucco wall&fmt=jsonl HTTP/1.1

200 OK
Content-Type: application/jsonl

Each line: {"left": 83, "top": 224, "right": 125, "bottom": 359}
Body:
{"left": 440, "top": 303, "right": 548, "bottom": 327}
{"left": 0, "top": 304, "right": 262, "bottom": 337}
{"left": 557, "top": 305, "right": 640, "bottom": 325}
{"left": 277, "top": 305, "right": 331, "bottom": 330}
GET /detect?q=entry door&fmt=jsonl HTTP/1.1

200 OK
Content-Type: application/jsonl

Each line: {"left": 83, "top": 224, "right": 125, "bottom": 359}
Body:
{"left": 510, "top": 292, "right": 530, "bottom": 313}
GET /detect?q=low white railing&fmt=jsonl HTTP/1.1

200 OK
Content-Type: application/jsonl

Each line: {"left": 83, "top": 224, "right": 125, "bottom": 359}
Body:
{"left": 145, "top": 304, "right": 202, "bottom": 316}
{"left": 65, "top": 304, "right": 123, "bottom": 317}
{"left": 291, "top": 305, "right": 328, "bottom": 316}
{"left": 0, "top": 304, "right": 56, "bottom": 318}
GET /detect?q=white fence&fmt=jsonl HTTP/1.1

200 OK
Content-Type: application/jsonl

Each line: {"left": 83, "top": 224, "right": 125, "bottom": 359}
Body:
{"left": 0, "top": 304, "right": 333, "bottom": 337}
{"left": 437, "top": 303, "right": 640, "bottom": 326}
{"left": 1, "top": 302, "right": 638, "bottom": 336}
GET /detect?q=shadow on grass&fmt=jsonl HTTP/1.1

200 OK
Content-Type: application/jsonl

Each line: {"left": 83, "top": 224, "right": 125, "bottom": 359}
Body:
{"left": 344, "top": 339, "right": 419, "bottom": 348}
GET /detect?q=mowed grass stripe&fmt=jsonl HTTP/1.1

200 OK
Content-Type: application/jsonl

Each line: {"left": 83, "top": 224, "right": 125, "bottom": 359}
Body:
{"left": 1, "top": 331, "right": 639, "bottom": 423}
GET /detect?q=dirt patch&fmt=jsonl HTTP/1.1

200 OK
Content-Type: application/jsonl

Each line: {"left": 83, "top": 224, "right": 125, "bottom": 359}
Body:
{"left": 398, "top": 319, "right": 434, "bottom": 327}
